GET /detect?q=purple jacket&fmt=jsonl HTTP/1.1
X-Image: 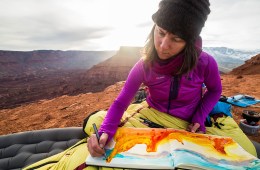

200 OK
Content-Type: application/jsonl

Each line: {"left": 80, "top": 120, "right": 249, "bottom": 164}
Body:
{"left": 99, "top": 51, "right": 222, "bottom": 141}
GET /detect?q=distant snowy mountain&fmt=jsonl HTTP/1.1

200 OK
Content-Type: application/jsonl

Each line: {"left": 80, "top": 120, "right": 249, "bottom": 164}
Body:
{"left": 203, "top": 47, "right": 260, "bottom": 72}
{"left": 203, "top": 47, "right": 260, "bottom": 60}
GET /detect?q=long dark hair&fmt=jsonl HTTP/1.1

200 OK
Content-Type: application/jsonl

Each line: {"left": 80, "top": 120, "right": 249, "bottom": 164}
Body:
{"left": 142, "top": 24, "right": 199, "bottom": 75}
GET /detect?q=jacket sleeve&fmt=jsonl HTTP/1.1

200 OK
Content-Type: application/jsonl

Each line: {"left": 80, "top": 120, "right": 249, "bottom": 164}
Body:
{"left": 99, "top": 59, "right": 145, "bottom": 141}
{"left": 191, "top": 54, "right": 222, "bottom": 132}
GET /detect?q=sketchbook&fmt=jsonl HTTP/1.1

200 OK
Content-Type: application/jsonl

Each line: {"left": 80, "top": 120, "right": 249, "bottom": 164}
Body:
{"left": 86, "top": 127, "right": 260, "bottom": 170}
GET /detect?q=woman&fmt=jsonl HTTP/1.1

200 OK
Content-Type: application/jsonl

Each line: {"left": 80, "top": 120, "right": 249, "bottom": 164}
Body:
{"left": 87, "top": 0, "right": 257, "bottom": 158}
{"left": 23, "top": 1, "right": 256, "bottom": 169}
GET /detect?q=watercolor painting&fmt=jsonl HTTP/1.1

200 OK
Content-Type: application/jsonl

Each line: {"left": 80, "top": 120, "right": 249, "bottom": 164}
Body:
{"left": 86, "top": 127, "right": 260, "bottom": 169}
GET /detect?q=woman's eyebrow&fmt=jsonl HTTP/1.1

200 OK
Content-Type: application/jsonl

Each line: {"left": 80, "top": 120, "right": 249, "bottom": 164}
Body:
{"left": 157, "top": 27, "right": 166, "bottom": 32}
{"left": 157, "top": 26, "right": 181, "bottom": 39}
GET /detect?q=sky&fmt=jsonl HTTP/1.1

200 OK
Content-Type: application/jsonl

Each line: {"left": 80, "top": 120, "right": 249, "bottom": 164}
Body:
{"left": 0, "top": 0, "right": 259, "bottom": 51}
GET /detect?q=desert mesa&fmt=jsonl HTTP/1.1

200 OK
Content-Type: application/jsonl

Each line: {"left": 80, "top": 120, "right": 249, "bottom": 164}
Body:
{"left": 0, "top": 47, "right": 259, "bottom": 143}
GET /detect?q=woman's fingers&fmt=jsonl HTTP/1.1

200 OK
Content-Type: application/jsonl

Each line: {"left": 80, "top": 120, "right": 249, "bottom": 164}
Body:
{"left": 87, "top": 134, "right": 105, "bottom": 157}
{"left": 99, "top": 133, "right": 108, "bottom": 148}
{"left": 187, "top": 123, "right": 201, "bottom": 133}
{"left": 190, "top": 123, "right": 200, "bottom": 133}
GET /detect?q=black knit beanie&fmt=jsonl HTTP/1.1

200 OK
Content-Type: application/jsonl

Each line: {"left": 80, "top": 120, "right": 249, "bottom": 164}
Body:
{"left": 152, "top": 0, "right": 210, "bottom": 42}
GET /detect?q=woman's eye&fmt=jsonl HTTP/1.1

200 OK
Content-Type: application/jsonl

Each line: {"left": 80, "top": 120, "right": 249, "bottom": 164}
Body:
{"left": 172, "top": 37, "right": 183, "bottom": 42}
{"left": 158, "top": 31, "right": 165, "bottom": 37}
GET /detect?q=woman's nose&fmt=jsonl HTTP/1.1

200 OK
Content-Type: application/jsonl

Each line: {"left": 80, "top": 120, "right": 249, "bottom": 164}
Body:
{"left": 160, "top": 37, "right": 171, "bottom": 50}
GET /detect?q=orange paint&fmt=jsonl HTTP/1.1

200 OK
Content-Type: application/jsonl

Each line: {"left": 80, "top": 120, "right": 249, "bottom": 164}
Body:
{"left": 106, "top": 128, "right": 236, "bottom": 163}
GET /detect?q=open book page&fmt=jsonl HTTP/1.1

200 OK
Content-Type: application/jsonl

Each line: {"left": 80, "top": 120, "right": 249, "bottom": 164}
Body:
{"left": 86, "top": 127, "right": 260, "bottom": 169}
{"left": 168, "top": 132, "right": 260, "bottom": 170}
{"left": 86, "top": 128, "right": 175, "bottom": 169}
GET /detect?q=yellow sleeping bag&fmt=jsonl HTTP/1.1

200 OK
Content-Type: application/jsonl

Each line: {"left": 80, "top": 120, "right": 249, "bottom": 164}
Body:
{"left": 24, "top": 101, "right": 257, "bottom": 170}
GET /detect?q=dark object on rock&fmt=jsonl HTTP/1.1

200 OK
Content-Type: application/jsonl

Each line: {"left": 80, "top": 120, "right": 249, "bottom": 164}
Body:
{"left": 237, "top": 75, "right": 243, "bottom": 79}
{"left": 242, "top": 110, "right": 260, "bottom": 126}
{"left": 219, "top": 95, "right": 228, "bottom": 102}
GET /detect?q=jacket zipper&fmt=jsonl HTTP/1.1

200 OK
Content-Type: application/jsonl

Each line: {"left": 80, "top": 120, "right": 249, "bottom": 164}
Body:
{"left": 167, "top": 76, "right": 179, "bottom": 113}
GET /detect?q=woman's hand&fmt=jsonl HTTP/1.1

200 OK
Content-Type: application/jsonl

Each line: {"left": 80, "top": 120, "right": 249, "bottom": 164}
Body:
{"left": 87, "top": 133, "right": 108, "bottom": 157}
{"left": 187, "top": 123, "right": 204, "bottom": 133}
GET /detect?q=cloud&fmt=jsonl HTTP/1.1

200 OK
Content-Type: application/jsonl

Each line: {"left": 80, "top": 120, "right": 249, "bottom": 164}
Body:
{"left": 0, "top": 0, "right": 159, "bottom": 50}
{"left": 0, "top": 0, "right": 259, "bottom": 51}
{"left": 0, "top": 11, "right": 112, "bottom": 50}
{"left": 203, "top": 0, "right": 260, "bottom": 50}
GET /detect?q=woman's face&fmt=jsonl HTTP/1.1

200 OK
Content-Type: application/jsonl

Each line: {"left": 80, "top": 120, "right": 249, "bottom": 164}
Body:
{"left": 154, "top": 25, "right": 186, "bottom": 60}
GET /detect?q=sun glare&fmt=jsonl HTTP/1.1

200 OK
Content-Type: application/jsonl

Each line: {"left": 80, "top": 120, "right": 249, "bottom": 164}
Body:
{"left": 80, "top": 0, "right": 159, "bottom": 50}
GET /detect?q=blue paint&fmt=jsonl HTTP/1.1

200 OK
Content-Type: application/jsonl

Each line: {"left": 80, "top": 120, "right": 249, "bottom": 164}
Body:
{"left": 173, "top": 149, "right": 260, "bottom": 170}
